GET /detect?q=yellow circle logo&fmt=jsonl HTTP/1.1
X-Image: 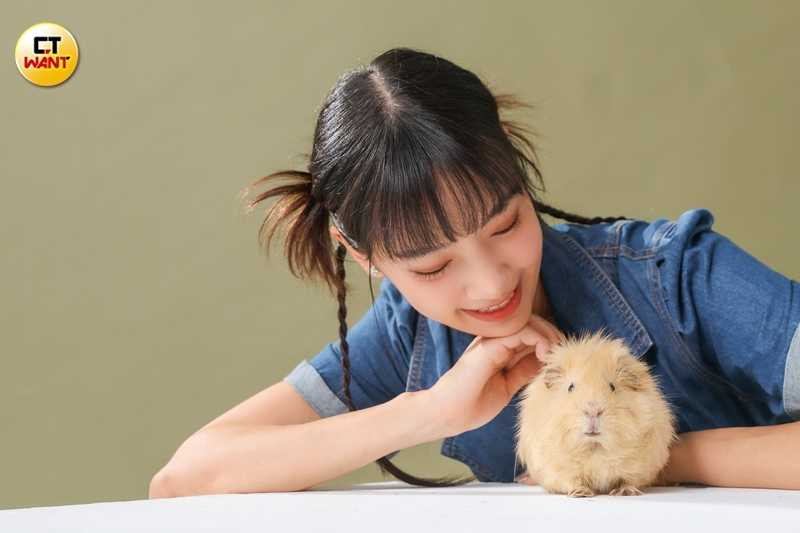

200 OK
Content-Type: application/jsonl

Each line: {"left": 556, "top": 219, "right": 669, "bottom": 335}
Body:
{"left": 15, "top": 22, "right": 79, "bottom": 87}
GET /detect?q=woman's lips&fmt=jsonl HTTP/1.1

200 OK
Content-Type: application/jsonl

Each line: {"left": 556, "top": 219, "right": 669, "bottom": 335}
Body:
{"left": 462, "top": 281, "right": 522, "bottom": 322}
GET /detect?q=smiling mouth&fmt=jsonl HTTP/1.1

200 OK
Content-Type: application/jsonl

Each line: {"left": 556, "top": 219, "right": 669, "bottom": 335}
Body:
{"left": 466, "top": 281, "right": 519, "bottom": 312}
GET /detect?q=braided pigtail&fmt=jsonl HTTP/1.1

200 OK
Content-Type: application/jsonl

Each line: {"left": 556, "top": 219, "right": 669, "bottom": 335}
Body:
{"left": 534, "top": 201, "right": 631, "bottom": 225}
{"left": 333, "top": 243, "right": 477, "bottom": 487}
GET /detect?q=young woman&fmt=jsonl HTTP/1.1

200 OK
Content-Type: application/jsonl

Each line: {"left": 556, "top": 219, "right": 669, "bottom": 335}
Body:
{"left": 149, "top": 47, "right": 800, "bottom": 497}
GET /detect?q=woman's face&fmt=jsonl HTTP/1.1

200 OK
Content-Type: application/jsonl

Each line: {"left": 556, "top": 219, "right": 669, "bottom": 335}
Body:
{"left": 333, "top": 192, "right": 546, "bottom": 338}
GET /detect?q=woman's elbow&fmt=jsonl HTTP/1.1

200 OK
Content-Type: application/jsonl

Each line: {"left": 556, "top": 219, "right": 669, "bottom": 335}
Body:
{"left": 148, "top": 469, "right": 175, "bottom": 499}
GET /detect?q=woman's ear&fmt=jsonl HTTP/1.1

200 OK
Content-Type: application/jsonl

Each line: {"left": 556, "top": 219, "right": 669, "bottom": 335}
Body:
{"left": 329, "top": 225, "right": 382, "bottom": 277}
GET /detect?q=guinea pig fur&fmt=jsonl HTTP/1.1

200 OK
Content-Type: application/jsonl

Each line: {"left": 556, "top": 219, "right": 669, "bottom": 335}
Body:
{"left": 514, "top": 330, "right": 678, "bottom": 497}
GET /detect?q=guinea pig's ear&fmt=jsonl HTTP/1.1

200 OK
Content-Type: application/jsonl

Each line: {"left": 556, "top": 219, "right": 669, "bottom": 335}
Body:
{"left": 615, "top": 357, "right": 645, "bottom": 392}
{"left": 543, "top": 364, "right": 564, "bottom": 390}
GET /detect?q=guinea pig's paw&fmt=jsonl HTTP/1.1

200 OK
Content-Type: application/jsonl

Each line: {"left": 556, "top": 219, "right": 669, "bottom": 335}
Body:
{"left": 608, "top": 483, "right": 644, "bottom": 496}
{"left": 566, "top": 486, "right": 596, "bottom": 498}
{"left": 515, "top": 473, "right": 537, "bottom": 485}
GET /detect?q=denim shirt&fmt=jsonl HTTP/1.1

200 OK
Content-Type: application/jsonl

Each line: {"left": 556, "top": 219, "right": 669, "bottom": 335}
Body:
{"left": 283, "top": 208, "right": 800, "bottom": 483}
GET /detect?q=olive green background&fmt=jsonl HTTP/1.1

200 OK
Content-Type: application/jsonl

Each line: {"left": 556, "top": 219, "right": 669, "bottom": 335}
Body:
{"left": 2, "top": 0, "right": 797, "bottom": 510}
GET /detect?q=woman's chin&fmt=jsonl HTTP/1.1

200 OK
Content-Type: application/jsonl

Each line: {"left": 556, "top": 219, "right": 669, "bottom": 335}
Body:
{"left": 450, "top": 276, "right": 537, "bottom": 337}
{"left": 460, "top": 309, "right": 530, "bottom": 338}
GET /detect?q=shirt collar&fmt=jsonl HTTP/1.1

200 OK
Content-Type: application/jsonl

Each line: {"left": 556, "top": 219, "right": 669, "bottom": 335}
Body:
{"left": 539, "top": 221, "right": 653, "bottom": 358}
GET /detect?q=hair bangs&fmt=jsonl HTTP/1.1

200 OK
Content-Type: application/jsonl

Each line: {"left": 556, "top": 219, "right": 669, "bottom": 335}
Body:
{"left": 361, "top": 138, "right": 527, "bottom": 262}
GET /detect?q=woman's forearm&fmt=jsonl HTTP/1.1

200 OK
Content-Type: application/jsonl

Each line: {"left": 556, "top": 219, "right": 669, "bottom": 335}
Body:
{"left": 151, "top": 390, "right": 442, "bottom": 496}
{"left": 666, "top": 420, "right": 800, "bottom": 490}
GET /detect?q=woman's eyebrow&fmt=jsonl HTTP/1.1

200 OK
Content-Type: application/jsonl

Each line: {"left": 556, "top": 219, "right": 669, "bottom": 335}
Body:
{"left": 395, "top": 195, "right": 515, "bottom": 260}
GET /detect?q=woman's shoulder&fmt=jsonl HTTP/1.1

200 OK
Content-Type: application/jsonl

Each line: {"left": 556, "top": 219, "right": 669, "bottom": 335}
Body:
{"left": 548, "top": 207, "right": 716, "bottom": 256}
{"left": 617, "top": 207, "right": 716, "bottom": 254}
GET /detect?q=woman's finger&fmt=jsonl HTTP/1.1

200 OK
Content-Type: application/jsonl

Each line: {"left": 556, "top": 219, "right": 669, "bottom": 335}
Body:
{"left": 527, "top": 313, "right": 562, "bottom": 344}
{"left": 504, "top": 351, "right": 543, "bottom": 393}
{"left": 505, "top": 326, "right": 552, "bottom": 361}
{"left": 504, "top": 345, "right": 536, "bottom": 371}
{"left": 528, "top": 313, "right": 566, "bottom": 347}
{"left": 518, "top": 324, "right": 557, "bottom": 362}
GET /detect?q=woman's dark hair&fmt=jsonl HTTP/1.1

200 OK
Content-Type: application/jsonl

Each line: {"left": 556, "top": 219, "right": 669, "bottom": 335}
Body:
{"left": 241, "top": 47, "right": 630, "bottom": 487}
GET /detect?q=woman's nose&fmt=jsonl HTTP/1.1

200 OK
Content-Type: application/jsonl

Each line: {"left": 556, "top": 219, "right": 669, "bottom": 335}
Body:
{"left": 465, "top": 252, "right": 512, "bottom": 299}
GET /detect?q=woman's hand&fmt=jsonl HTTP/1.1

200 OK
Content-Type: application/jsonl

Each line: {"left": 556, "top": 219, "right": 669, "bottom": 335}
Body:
{"left": 428, "top": 314, "right": 566, "bottom": 438}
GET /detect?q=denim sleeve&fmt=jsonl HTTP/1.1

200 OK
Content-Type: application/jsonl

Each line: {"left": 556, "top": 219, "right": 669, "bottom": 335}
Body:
{"left": 282, "top": 277, "right": 416, "bottom": 417}
{"left": 652, "top": 208, "right": 800, "bottom": 421}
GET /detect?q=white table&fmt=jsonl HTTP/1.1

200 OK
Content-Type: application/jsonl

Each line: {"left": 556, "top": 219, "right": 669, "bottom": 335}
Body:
{"left": 1, "top": 481, "right": 798, "bottom": 532}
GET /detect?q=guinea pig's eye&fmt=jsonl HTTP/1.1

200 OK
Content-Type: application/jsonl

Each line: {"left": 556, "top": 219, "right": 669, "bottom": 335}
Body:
{"left": 609, "top": 382, "right": 616, "bottom": 392}
{"left": 567, "top": 383, "right": 574, "bottom": 393}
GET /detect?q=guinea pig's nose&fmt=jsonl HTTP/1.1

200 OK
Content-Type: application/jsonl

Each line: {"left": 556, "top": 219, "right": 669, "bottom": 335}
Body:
{"left": 583, "top": 403, "right": 604, "bottom": 417}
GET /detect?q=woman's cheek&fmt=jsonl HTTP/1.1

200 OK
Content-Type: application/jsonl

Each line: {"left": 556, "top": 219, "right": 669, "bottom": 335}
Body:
{"left": 438, "top": 280, "right": 461, "bottom": 314}
{"left": 520, "top": 223, "right": 543, "bottom": 267}
{"left": 402, "top": 279, "right": 458, "bottom": 321}
{"left": 505, "top": 233, "right": 538, "bottom": 269}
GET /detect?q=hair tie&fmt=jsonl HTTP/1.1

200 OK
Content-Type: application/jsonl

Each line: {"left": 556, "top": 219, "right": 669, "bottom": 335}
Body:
{"left": 306, "top": 174, "right": 323, "bottom": 205}
{"left": 331, "top": 211, "right": 382, "bottom": 276}
{"left": 330, "top": 211, "right": 360, "bottom": 249}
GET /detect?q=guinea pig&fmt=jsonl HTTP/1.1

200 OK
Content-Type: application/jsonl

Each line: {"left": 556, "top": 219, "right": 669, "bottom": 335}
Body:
{"left": 514, "top": 329, "right": 678, "bottom": 497}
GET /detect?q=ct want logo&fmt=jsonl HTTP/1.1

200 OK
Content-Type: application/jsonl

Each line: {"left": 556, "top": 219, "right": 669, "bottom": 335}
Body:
{"left": 15, "top": 22, "right": 79, "bottom": 87}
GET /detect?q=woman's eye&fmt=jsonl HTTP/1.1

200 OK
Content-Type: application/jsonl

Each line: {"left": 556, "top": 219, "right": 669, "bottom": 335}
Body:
{"left": 415, "top": 213, "right": 519, "bottom": 281}
{"left": 418, "top": 263, "right": 448, "bottom": 280}
{"left": 494, "top": 214, "right": 520, "bottom": 236}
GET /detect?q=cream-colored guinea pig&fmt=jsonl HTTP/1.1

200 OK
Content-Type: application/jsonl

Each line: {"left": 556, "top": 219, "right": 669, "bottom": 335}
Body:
{"left": 514, "top": 330, "right": 678, "bottom": 497}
